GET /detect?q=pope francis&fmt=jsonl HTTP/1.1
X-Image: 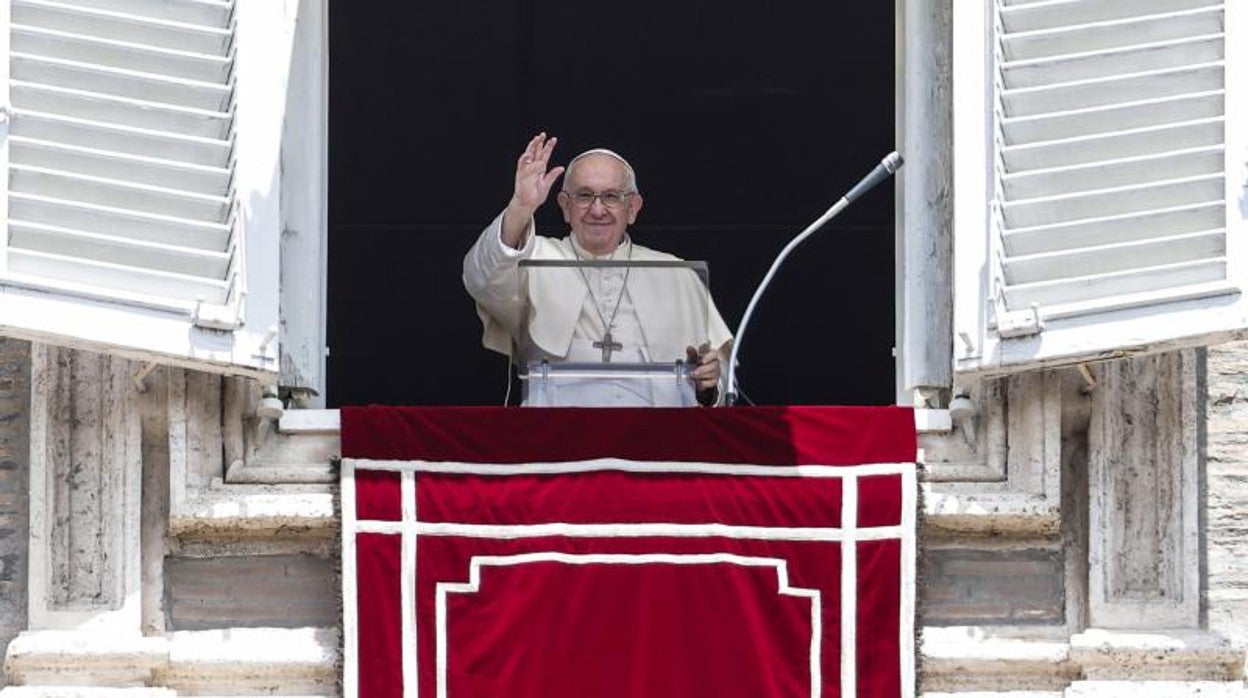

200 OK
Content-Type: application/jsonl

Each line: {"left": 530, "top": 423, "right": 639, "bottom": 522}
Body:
{"left": 463, "top": 133, "right": 733, "bottom": 406}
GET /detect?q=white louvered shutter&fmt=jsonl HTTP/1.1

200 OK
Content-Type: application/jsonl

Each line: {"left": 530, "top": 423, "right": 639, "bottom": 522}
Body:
{"left": 0, "top": 0, "right": 289, "bottom": 376}
{"left": 952, "top": 0, "right": 1248, "bottom": 374}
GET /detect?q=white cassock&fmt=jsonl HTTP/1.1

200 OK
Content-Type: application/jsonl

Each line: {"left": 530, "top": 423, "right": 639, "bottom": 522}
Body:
{"left": 463, "top": 211, "right": 734, "bottom": 406}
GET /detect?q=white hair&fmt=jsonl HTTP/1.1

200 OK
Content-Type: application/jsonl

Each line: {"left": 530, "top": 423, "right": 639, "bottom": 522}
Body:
{"left": 564, "top": 148, "right": 639, "bottom": 193}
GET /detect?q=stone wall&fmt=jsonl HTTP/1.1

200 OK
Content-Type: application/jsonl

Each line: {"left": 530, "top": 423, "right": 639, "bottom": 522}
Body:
{"left": 1204, "top": 340, "right": 1248, "bottom": 643}
{"left": 0, "top": 340, "right": 29, "bottom": 685}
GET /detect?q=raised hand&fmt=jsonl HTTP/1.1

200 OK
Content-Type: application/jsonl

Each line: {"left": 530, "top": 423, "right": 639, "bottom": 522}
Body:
{"left": 502, "top": 133, "right": 564, "bottom": 247}
{"left": 513, "top": 133, "right": 564, "bottom": 210}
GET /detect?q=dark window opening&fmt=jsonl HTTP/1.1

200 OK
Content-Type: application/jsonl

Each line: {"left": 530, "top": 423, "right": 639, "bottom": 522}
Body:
{"left": 328, "top": 1, "right": 896, "bottom": 406}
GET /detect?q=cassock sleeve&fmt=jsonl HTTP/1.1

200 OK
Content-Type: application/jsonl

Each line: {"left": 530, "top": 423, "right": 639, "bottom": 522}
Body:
{"left": 462, "top": 211, "right": 535, "bottom": 356}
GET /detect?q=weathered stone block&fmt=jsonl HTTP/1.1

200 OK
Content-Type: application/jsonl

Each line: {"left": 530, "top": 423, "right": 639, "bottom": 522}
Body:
{"left": 922, "top": 548, "right": 1064, "bottom": 625}
{"left": 165, "top": 555, "right": 337, "bottom": 630}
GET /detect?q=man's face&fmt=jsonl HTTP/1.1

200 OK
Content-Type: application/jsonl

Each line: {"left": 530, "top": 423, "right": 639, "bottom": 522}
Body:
{"left": 557, "top": 154, "right": 643, "bottom": 256}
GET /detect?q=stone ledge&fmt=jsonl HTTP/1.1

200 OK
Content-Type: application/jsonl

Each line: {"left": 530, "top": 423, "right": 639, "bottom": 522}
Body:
{"left": 170, "top": 488, "right": 336, "bottom": 538}
{"left": 0, "top": 690, "right": 176, "bottom": 697}
{"left": 921, "top": 693, "right": 1063, "bottom": 698}
{"left": 157, "top": 627, "right": 339, "bottom": 695}
{"left": 3, "top": 627, "right": 338, "bottom": 695}
{"left": 280, "top": 407, "right": 954, "bottom": 435}
{"left": 922, "top": 492, "right": 1061, "bottom": 537}
{"left": 278, "top": 410, "right": 340, "bottom": 434}
{"left": 3, "top": 631, "right": 168, "bottom": 687}
{"left": 1065, "top": 680, "right": 1248, "bottom": 697}
{"left": 920, "top": 686, "right": 1248, "bottom": 698}
{"left": 1070, "top": 629, "right": 1245, "bottom": 681}
{"left": 921, "top": 628, "right": 1246, "bottom": 691}
{"left": 921, "top": 627, "right": 1076, "bottom": 692}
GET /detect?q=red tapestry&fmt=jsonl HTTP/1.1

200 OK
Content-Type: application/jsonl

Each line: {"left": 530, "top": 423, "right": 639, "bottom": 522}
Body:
{"left": 341, "top": 406, "right": 917, "bottom": 698}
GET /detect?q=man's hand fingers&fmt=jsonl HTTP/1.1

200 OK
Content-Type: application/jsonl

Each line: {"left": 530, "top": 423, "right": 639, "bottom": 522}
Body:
{"left": 521, "top": 134, "right": 540, "bottom": 161}
{"left": 518, "top": 133, "right": 554, "bottom": 167}
{"left": 540, "top": 136, "right": 557, "bottom": 162}
{"left": 541, "top": 166, "right": 565, "bottom": 191}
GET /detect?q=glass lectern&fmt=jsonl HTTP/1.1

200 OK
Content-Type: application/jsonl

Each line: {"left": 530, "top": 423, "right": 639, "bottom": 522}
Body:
{"left": 517, "top": 258, "right": 713, "bottom": 407}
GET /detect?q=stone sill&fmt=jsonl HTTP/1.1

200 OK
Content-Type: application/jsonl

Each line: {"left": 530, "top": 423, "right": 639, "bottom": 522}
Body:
{"left": 7, "top": 626, "right": 1239, "bottom": 695}
{"left": 277, "top": 407, "right": 953, "bottom": 434}
{"left": 3, "top": 627, "right": 338, "bottom": 695}
{"left": 921, "top": 627, "right": 1245, "bottom": 692}
{"left": 170, "top": 486, "right": 336, "bottom": 537}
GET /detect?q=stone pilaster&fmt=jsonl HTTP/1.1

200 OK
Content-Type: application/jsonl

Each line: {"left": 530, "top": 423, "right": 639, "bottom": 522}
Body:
{"left": 1088, "top": 350, "right": 1199, "bottom": 628}
{"left": 4, "top": 345, "right": 163, "bottom": 688}
{"left": 0, "top": 339, "right": 31, "bottom": 674}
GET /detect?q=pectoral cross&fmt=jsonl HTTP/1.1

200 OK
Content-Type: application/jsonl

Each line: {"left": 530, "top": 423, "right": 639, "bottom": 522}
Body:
{"left": 593, "top": 331, "right": 623, "bottom": 362}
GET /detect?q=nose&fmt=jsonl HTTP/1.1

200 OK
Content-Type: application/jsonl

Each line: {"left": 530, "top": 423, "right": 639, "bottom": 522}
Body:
{"left": 587, "top": 196, "right": 611, "bottom": 215}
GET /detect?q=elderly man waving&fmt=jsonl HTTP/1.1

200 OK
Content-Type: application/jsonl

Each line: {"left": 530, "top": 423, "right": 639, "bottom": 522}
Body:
{"left": 463, "top": 133, "right": 733, "bottom": 406}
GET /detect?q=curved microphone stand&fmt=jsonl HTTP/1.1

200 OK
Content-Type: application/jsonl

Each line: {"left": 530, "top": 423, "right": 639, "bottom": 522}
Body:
{"left": 724, "top": 152, "right": 904, "bottom": 406}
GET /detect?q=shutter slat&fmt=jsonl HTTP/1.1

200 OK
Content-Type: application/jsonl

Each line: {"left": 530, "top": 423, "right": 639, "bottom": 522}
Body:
{"left": 9, "top": 221, "right": 230, "bottom": 278}
{"left": 1002, "top": 146, "right": 1222, "bottom": 199}
{"left": 12, "top": 24, "right": 230, "bottom": 83}
{"left": 1000, "top": 0, "right": 1219, "bottom": 34}
{"left": 1003, "top": 229, "right": 1224, "bottom": 284}
{"left": 10, "top": 137, "right": 230, "bottom": 194}
{"left": 12, "top": 0, "right": 231, "bottom": 54}
{"left": 12, "top": 111, "right": 231, "bottom": 167}
{"left": 1001, "top": 91, "right": 1222, "bottom": 145}
{"left": 1003, "top": 202, "right": 1224, "bottom": 256}
{"left": 10, "top": 165, "right": 230, "bottom": 221}
{"left": 1001, "top": 35, "right": 1223, "bottom": 90}
{"left": 8, "top": 249, "right": 230, "bottom": 304}
{"left": 1002, "top": 7, "right": 1224, "bottom": 60}
{"left": 1002, "top": 258, "right": 1225, "bottom": 308}
{"left": 40, "top": 0, "right": 234, "bottom": 27}
{"left": 1001, "top": 62, "right": 1223, "bottom": 117}
{"left": 1000, "top": 117, "right": 1222, "bottom": 171}
{"left": 1001, "top": 173, "right": 1222, "bottom": 228}
{"left": 10, "top": 193, "right": 230, "bottom": 251}
{"left": 12, "top": 52, "right": 231, "bottom": 112}
{"left": 11, "top": 82, "right": 231, "bottom": 139}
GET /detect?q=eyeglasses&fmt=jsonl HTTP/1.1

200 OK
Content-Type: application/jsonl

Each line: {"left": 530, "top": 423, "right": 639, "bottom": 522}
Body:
{"left": 562, "top": 190, "right": 635, "bottom": 209}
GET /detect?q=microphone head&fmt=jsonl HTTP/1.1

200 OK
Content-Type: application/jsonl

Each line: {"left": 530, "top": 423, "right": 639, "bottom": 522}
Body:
{"left": 882, "top": 151, "right": 904, "bottom": 173}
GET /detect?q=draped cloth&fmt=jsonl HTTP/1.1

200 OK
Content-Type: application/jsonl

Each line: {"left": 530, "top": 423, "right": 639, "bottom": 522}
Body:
{"left": 341, "top": 405, "right": 919, "bottom": 697}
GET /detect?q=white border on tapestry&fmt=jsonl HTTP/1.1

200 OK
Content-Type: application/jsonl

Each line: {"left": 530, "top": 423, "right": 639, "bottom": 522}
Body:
{"left": 435, "top": 553, "right": 823, "bottom": 698}
{"left": 344, "top": 457, "right": 918, "bottom": 698}
{"left": 348, "top": 457, "right": 913, "bottom": 478}
{"left": 841, "top": 474, "right": 859, "bottom": 698}
{"left": 401, "top": 470, "right": 418, "bottom": 698}
{"left": 900, "top": 467, "right": 917, "bottom": 697}
{"left": 341, "top": 459, "right": 359, "bottom": 696}
{"left": 355, "top": 521, "right": 903, "bottom": 541}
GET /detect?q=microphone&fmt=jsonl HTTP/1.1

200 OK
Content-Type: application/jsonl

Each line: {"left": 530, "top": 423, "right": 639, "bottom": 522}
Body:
{"left": 845, "top": 151, "right": 905, "bottom": 203}
{"left": 724, "top": 151, "right": 904, "bottom": 406}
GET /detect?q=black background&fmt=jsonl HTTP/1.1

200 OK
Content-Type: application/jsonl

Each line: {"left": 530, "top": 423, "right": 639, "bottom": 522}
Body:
{"left": 328, "top": 1, "right": 896, "bottom": 406}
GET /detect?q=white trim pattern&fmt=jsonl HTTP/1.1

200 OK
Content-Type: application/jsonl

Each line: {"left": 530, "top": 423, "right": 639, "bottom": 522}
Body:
{"left": 350, "top": 457, "right": 913, "bottom": 478}
{"left": 343, "top": 457, "right": 917, "bottom": 698}
{"left": 436, "top": 554, "right": 823, "bottom": 698}
{"left": 341, "top": 459, "right": 359, "bottom": 696}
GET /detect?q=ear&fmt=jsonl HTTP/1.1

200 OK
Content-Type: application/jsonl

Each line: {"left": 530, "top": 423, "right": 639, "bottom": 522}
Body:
{"left": 626, "top": 193, "right": 644, "bottom": 225}
{"left": 556, "top": 191, "right": 572, "bottom": 223}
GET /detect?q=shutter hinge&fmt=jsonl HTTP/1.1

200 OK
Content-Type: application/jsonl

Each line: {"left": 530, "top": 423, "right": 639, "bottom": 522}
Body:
{"left": 192, "top": 298, "right": 243, "bottom": 331}
{"left": 996, "top": 302, "right": 1044, "bottom": 339}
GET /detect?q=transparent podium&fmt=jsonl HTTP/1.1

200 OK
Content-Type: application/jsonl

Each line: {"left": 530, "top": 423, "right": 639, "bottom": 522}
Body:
{"left": 517, "top": 258, "right": 713, "bottom": 407}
